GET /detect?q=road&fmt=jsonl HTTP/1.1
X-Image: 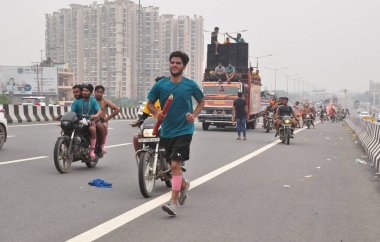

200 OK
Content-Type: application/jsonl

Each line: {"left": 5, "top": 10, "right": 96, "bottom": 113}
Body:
{"left": 1, "top": 119, "right": 380, "bottom": 242}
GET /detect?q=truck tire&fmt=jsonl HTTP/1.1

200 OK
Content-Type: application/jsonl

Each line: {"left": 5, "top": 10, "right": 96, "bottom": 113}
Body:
{"left": 202, "top": 121, "right": 210, "bottom": 131}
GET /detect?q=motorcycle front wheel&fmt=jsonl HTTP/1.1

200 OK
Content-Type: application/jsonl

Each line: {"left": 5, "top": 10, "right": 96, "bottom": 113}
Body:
{"left": 53, "top": 138, "right": 72, "bottom": 173}
{"left": 138, "top": 151, "right": 155, "bottom": 198}
{"left": 286, "top": 128, "right": 291, "bottom": 145}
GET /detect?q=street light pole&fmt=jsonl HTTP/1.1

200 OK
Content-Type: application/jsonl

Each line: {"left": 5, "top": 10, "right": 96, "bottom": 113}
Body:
{"left": 264, "top": 66, "right": 287, "bottom": 96}
{"left": 250, "top": 54, "right": 272, "bottom": 70}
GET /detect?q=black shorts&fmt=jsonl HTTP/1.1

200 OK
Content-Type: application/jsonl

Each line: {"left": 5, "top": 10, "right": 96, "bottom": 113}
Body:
{"left": 160, "top": 134, "right": 193, "bottom": 163}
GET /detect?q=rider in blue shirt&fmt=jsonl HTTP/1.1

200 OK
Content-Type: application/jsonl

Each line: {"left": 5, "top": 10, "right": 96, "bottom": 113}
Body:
{"left": 71, "top": 84, "right": 102, "bottom": 160}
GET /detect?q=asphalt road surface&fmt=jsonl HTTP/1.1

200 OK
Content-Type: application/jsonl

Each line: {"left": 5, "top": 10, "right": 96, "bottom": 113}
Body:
{"left": 1, "top": 119, "right": 379, "bottom": 242}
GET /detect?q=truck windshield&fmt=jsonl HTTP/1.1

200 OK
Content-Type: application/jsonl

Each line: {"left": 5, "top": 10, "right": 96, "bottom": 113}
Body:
{"left": 203, "top": 86, "right": 240, "bottom": 95}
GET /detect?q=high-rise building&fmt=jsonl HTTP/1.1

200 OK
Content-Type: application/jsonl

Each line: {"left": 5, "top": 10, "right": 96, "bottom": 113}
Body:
{"left": 45, "top": 0, "right": 204, "bottom": 104}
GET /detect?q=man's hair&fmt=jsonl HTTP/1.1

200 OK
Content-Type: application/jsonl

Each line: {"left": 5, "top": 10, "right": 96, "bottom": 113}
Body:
{"left": 155, "top": 76, "right": 166, "bottom": 82}
{"left": 95, "top": 85, "right": 105, "bottom": 92}
{"left": 237, "top": 33, "right": 241, "bottom": 37}
{"left": 214, "top": 27, "right": 219, "bottom": 30}
{"left": 72, "top": 84, "right": 82, "bottom": 90}
{"left": 169, "top": 51, "right": 190, "bottom": 66}
{"left": 82, "top": 83, "right": 94, "bottom": 93}
{"left": 238, "top": 91, "right": 243, "bottom": 97}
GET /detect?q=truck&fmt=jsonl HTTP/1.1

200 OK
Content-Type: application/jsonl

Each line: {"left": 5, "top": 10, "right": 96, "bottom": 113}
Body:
{"left": 198, "top": 43, "right": 263, "bottom": 131}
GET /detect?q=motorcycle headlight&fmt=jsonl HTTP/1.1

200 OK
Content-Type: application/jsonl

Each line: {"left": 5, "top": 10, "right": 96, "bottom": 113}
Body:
{"left": 61, "top": 120, "right": 70, "bottom": 127}
{"left": 143, "top": 129, "right": 155, "bottom": 137}
{"left": 284, "top": 119, "right": 291, "bottom": 124}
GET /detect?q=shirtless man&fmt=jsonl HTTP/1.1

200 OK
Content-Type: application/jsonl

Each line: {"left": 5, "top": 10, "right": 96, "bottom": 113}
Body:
{"left": 94, "top": 85, "right": 120, "bottom": 154}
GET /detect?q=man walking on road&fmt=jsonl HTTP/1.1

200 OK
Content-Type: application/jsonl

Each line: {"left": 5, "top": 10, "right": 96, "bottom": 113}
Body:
{"left": 147, "top": 51, "right": 205, "bottom": 216}
{"left": 232, "top": 92, "right": 249, "bottom": 140}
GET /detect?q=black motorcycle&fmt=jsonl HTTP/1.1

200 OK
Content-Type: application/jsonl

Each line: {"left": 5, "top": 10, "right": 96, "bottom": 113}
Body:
{"left": 265, "top": 112, "right": 274, "bottom": 133}
{"left": 304, "top": 114, "right": 313, "bottom": 129}
{"left": 279, "top": 115, "right": 294, "bottom": 145}
{"left": 135, "top": 117, "right": 172, "bottom": 198}
{"left": 53, "top": 111, "right": 102, "bottom": 173}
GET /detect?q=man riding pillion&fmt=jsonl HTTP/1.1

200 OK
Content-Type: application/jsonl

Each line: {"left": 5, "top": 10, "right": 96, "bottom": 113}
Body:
{"left": 274, "top": 97, "right": 297, "bottom": 137}
{"left": 94, "top": 85, "right": 121, "bottom": 155}
{"left": 147, "top": 51, "right": 205, "bottom": 216}
{"left": 71, "top": 84, "right": 102, "bottom": 160}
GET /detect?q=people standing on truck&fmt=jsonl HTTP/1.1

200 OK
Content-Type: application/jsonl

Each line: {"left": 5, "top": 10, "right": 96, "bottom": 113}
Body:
{"left": 147, "top": 51, "right": 205, "bottom": 216}
{"left": 214, "top": 62, "right": 226, "bottom": 82}
{"left": 226, "top": 33, "right": 246, "bottom": 43}
{"left": 211, "top": 27, "right": 220, "bottom": 55}
{"left": 232, "top": 92, "right": 249, "bottom": 140}
{"left": 225, "top": 64, "right": 236, "bottom": 83}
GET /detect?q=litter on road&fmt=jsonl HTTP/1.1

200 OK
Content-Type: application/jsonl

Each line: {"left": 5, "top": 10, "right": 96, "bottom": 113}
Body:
{"left": 354, "top": 159, "right": 367, "bottom": 165}
{"left": 326, "top": 158, "right": 331, "bottom": 161}
{"left": 88, "top": 178, "right": 112, "bottom": 188}
{"left": 305, "top": 175, "right": 313, "bottom": 178}
{"left": 282, "top": 185, "right": 291, "bottom": 188}
{"left": 316, "top": 167, "right": 321, "bottom": 169}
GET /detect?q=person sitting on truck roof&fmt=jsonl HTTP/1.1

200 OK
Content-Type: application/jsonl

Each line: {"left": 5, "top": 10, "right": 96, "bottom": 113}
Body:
{"left": 252, "top": 70, "right": 261, "bottom": 83}
{"left": 225, "top": 64, "right": 236, "bottom": 83}
{"left": 226, "top": 33, "right": 246, "bottom": 43}
{"left": 224, "top": 37, "right": 231, "bottom": 44}
{"left": 214, "top": 62, "right": 226, "bottom": 82}
{"left": 211, "top": 27, "right": 220, "bottom": 55}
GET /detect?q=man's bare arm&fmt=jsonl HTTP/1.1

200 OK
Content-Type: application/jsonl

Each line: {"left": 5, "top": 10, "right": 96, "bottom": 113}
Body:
{"left": 105, "top": 99, "right": 121, "bottom": 121}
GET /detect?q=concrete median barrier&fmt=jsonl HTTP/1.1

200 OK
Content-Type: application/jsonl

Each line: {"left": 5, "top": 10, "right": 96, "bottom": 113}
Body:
{"left": 2, "top": 104, "right": 138, "bottom": 124}
{"left": 345, "top": 117, "right": 380, "bottom": 173}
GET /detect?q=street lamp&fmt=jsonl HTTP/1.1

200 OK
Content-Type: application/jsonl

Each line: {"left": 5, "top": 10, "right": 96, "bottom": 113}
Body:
{"left": 264, "top": 66, "right": 288, "bottom": 96}
{"left": 279, "top": 73, "right": 297, "bottom": 96}
{"left": 250, "top": 54, "right": 272, "bottom": 70}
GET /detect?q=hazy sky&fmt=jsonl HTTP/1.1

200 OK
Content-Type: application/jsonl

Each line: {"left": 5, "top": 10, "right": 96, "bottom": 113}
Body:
{"left": 0, "top": 0, "right": 379, "bottom": 93}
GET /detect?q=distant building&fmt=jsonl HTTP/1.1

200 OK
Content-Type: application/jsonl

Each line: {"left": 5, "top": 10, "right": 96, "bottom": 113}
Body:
{"left": 369, "top": 80, "right": 380, "bottom": 105}
{"left": 45, "top": 0, "right": 204, "bottom": 104}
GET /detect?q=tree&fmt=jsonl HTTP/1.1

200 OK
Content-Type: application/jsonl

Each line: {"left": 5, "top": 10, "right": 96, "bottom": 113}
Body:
{"left": 0, "top": 94, "right": 9, "bottom": 104}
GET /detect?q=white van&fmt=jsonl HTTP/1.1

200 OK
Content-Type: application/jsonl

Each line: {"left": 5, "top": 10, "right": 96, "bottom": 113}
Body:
{"left": 21, "top": 96, "right": 46, "bottom": 106}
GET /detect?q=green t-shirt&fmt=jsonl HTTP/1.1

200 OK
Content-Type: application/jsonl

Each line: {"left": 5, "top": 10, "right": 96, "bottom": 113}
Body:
{"left": 148, "top": 77, "right": 204, "bottom": 138}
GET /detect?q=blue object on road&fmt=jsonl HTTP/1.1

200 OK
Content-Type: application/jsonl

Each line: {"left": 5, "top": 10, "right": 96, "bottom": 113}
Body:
{"left": 88, "top": 178, "right": 112, "bottom": 188}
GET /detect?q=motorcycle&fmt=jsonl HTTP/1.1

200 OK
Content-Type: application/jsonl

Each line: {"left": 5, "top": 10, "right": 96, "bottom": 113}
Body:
{"left": 265, "top": 112, "right": 274, "bottom": 133}
{"left": 304, "top": 114, "right": 313, "bottom": 129}
{"left": 53, "top": 111, "right": 102, "bottom": 173}
{"left": 279, "top": 115, "right": 293, "bottom": 145}
{"left": 135, "top": 117, "right": 172, "bottom": 198}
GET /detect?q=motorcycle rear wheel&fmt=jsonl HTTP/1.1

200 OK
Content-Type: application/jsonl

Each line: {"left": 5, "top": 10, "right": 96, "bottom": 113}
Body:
{"left": 138, "top": 151, "right": 155, "bottom": 198}
{"left": 53, "top": 138, "right": 72, "bottom": 173}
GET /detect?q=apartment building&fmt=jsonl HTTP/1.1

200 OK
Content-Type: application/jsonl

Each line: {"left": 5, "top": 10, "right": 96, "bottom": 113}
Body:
{"left": 46, "top": 0, "right": 203, "bottom": 103}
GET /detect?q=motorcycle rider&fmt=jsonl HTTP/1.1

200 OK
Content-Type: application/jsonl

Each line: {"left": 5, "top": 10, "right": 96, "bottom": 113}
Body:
{"left": 263, "top": 98, "right": 276, "bottom": 129}
{"left": 293, "top": 101, "right": 302, "bottom": 128}
{"left": 94, "top": 85, "right": 120, "bottom": 154}
{"left": 274, "top": 97, "right": 297, "bottom": 137}
{"left": 131, "top": 76, "right": 165, "bottom": 127}
{"left": 72, "top": 84, "right": 82, "bottom": 100}
{"left": 71, "top": 84, "right": 102, "bottom": 160}
{"left": 302, "top": 104, "right": 315, "bottom": 128}
{"left": 147, "top": 51, "right": 205, "bottom": 216}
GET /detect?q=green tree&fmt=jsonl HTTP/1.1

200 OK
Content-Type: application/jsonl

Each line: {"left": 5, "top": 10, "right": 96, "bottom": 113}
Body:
{"left": 0, "top": 94, "right": 9, "bottom": 104}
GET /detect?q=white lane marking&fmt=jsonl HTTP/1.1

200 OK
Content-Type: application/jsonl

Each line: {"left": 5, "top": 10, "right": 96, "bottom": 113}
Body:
{"left": 67, "top": 124, "right": 312, "bottom": 242}
{"left": 7, "top": 135, "right": 16, "bottom": 138}
{"left": 105, "top": 143, "right": 131, "bottom": 148}
{"left": 108, "top": 128, "right": 114, "bottom": 130}
{"left": 0, "top": 143, "right": 131, "bottom": 166}
{"left": 0, "top": 156, "right": 48, "bottom": 166}
{"left": 8, "top": 123, "right": 59, "bottom": 128}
